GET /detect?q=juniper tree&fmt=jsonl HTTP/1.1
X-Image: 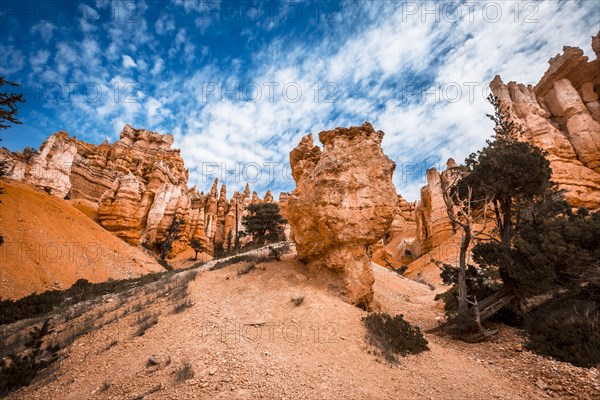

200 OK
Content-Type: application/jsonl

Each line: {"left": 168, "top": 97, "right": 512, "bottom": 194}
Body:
{"left": 0, "top": 77, "right": 24, "bottom": 131}
{"left": 189, "top": 239, "right": 206, "bottom": 261}
{"left": 0, "top": 77, "right": 25, "bottom": 246}
{"left": 242, "top": 203, "right": 287, "bottom": 246}
{"left": 157, "top": 216, "right": 184, "bottom": 260}
{"left": 438, "top": 95, "right": 554, "bottom": 332}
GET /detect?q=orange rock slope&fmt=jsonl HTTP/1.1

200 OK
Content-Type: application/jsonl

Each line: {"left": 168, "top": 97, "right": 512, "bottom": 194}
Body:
{"left": 0, "top": 180, "right": 164, "bottom": 299}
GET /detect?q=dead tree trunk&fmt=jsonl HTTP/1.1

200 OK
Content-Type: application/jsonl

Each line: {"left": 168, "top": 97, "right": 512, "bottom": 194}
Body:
{"left": 457, "top": 224, "right": 471, "bottom": 318}
{"left": 463, "top": 296, "right": 499, "bottom": 342}
{"left": 478, "top": 286, "right": 516, "bottom": 322}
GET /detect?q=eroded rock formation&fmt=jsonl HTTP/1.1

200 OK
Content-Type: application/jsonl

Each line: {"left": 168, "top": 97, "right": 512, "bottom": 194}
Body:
{"left": 415, "top": 161, "right": 457, "bottom": 254}
{"left": 382, "top": 34, "right": 600, "bottom": 281}
{"left": 372, "top": 194, "right": 419, "bottom": 267}
{"left": 0, "top": 125, "right": 273, "bottom": 257}
{"left": 490, "top": 32, "right": 600, "bottom": 209}
{"left": 287, "top": 122, "right": 398, "bottom": 307}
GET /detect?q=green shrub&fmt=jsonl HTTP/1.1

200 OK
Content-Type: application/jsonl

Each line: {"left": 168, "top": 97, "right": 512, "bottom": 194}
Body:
{"left": 525, "top": 297, "right": 600, "bottom": 368}
{"left": 362, "top": 313, "right": 428, "bottom": 363}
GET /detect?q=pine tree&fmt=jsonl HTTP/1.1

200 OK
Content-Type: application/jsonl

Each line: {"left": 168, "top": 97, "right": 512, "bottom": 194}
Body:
{"left": 437, "top": 94, "right": 554, "bottom": 334}
{"left": 157, "top": 216, "right": 184, "bottom": 260}
{"left": 189, "top": 239, "right": 206, "bottom": 261}
{"left": 0, "top": 77, "right": 25, "bottom": 246}
{"left": 0, "top": 76, "right": 24, "bottom": 131}
{"left": 241, "top": 203, "right": 287, "bottom": 246}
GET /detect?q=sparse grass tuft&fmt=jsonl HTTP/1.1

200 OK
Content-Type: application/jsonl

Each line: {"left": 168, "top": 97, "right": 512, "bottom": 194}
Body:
{"left": 173, "top": 299, "right": 193, "bottom": 314}
{"left": 268, "top": 245, "right": 289, "bottom": 261}
{"left": 99, "top": 379, "right": 110, "bottom": 392}
{"left": 0, "top": 271, "right": 186, "bottom": 326}
{"left": 0, "top": 320, "right": 61, "bottom": 396}
{"left": 291, "top": 296, "right": 305, "bottom": 306}
{"left": 174, "top": 361, "right": 194, "bottom": 382}
{"left": 237, "top": 264, "right": 256, "bottom": 276}
{"left": 134, "top": 313, "right": 159, "bottom": 337}
{"left": 415, "top": 276, "right": 435, "bottom": 290}
{"left": 104, "top": 340, "right": 118, "bottom": 351}
{"left": 210, "top": 254, "right": 266, "bottom": 271}
{"left": 131, "top": 302, "right": 143, "bottom": 313}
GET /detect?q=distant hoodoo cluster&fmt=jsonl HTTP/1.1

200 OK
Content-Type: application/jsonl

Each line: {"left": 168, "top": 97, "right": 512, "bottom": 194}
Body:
{"left": 0, "top": 125, "right": 274, "bottom": 257}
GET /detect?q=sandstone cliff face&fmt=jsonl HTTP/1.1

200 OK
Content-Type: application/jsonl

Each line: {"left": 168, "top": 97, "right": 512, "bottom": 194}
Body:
{"left": 384, "top": 34, "right": 600, "bottom": 281}
{"left": 0, "top": 125, "right": 273, "bottom": 257}
{"left": 372, "top": 194, "right": 419, "bottom": 267}
{"left": 490, "top": 32, "right": 600, "bottom": 209}
{"left": 278, "top": 192, "right": 292, "bottom": 239}
{"left": 0, "top": 132, "right": 77, "bottom": 198}
{"left": 287, "top": 123, "right": 398, "bottom": 307}
{"left": 414, "top": 161, "right": 457, "bottom": 255}
{"left": 97, "top": 173, "right": 144, "bottom": 245}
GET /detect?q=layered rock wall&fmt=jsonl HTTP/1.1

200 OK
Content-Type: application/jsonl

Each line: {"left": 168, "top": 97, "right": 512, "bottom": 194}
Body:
{"left": 490, "top": 33, "right": 600, "bottom": 209}
{"left": 414, "top": 161, "right": 458, "bottom": 255}
{"left": 383, "top": 34, "right": 600, "bottom": 279}
{"left": 0, "top": 125, "right": 274, "bottom": 256}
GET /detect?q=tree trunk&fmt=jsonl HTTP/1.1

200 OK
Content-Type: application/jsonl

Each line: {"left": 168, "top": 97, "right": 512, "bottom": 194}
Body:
{"left": 457, "top": 223, "right": 471, "bottom": 318}
{"left": 501, "top": 197, "right": 512, "bottom": 248}
{"left": 478, "top": 287, "right": 516, "bottom": 322}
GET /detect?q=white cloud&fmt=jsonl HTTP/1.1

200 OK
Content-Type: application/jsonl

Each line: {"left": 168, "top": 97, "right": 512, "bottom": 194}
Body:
{"left": 31, "top": 21, "right": 56, "bottom": 43}
{"left": 55, "top": 42, "right": 78, "bottom": 65}
{"left": 155, "top": 13, "right": 176, "bottom": 35}
{"left": 122, "top": 55, "right": 137, "bottom": 68}
{"left": 29, "top": 49, "right": 50, "bottom": 73}
{"left": 146, "top": 97, "right": 167, "bottom": 121}
{"left": 12, "top": 0, "right": 599, "bottom": 201}
{"left": 150, "top": 57, "right": 164, "bottom": 76}
{"left": 228, "top": 2, "right": 594, "bottom": 198}
{"left": 0, "top": 45, "right": 25, "bottom": 75}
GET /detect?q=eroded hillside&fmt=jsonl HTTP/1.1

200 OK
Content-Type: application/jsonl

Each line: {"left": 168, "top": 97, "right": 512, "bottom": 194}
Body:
{"left": 0, "top": 180, "right": 163, "bottom": 299}
{"left": 2, "top": 253, "right": 597, "bottom": 400}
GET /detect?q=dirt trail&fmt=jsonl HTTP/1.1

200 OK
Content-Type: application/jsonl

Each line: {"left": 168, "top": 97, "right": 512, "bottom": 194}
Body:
{"left": 6, "top": 255, "right": 598, "bottom": 399}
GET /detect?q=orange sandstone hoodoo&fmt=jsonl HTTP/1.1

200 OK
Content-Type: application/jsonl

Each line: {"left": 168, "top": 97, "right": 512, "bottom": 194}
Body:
{"left": 287, "top": 122, "right": 398, "bottom": 307}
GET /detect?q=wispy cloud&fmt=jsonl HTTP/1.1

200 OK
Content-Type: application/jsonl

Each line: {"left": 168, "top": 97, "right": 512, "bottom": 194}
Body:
{"left": 1, "top": 0, "right": 599, "bottom": 200}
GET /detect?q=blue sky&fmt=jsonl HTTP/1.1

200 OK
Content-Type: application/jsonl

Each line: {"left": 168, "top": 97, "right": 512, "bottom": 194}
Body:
{"left": 1, "top": 0, "right": 598, "bottom": 200}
